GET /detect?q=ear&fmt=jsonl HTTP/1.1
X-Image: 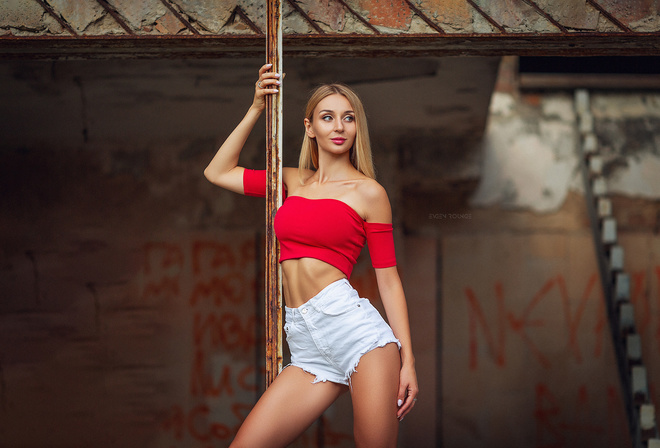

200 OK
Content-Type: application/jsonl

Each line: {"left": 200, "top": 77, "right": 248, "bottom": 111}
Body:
{"left": 304, "top": 118, "right": 315, "bottom": 139}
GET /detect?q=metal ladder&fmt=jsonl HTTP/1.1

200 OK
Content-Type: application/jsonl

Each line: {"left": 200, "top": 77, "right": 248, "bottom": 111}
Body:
{"left": 575, "top": 89, "right": 659, "bottom": 448}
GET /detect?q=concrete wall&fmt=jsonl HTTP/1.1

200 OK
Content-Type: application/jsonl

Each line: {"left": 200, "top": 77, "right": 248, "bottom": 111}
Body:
{"left": 1, "top": 55, "right": 659, "bottom": 448}
{"left": 431, "top": 58, "right": 660, "bottom": 448}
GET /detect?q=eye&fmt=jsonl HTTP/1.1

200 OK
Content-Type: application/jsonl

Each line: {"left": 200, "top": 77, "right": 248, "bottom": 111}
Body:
{"left": 344, "top": 115, "right": 355, "bottom": 122}
{"left": 322, "top": 115, "right": 333, "bottom": 121}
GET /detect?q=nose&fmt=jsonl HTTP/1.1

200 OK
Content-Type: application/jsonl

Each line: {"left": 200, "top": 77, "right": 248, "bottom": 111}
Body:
{"left": 335, "top": 118, "right": 344, "bottom": 132}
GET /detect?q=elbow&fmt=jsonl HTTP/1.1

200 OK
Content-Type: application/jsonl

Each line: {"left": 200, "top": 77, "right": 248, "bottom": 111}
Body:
{"left": 203, "top": 166, "right": 221, "bottom": 185}
{"left": 203, "top": 167, "right": 236, "bottom": 192}
{"left": 203, "top": 166, "right": 213, "bottom": 183}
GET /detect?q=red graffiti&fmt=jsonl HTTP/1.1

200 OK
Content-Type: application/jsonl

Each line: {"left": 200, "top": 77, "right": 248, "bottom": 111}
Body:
{"left": 466, "top": 282, "right": 506, "bottom": 370}
{"left": 535, "top": 383, "right": 564, "bottom": 448}
{"left": 507, "top": 278, "right": 554, "bottom": 369}
{"left": 466, "top": 274, "right": 606, "bottom": 370}
{"left": 189, "top": 273, "right": 254, "bottom": 307}
{"left": 534, "top": 383, "right": 626, "bottom": 448}
{"left": 193, "top": 311, "right": 258, "bottom": 352}
{"left": 162, "top": 403, "right": 239, "bottom": 443}
{"left": 190, "top": 354, "right": 260, "bottom": 398}
{"left": 143, "top": 237, "right": 262, "bottom": 446}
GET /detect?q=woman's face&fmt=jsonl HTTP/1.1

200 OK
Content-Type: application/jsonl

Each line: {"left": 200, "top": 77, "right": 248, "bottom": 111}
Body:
{"left": 304, "top": 94, "right": 357, "bottom": 156}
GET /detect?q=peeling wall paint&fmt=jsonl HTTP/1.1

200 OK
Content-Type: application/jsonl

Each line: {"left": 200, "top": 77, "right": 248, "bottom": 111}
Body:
{"left": 471, "top": 87, "right": 660, "bottom": 213}
{"left": 471, "top": 92, "right": 579, "bottom": 212}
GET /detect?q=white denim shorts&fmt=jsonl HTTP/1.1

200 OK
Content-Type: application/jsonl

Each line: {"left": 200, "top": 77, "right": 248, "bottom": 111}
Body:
{"left": 284, "top": 278, "right": 401, "bottom": 386}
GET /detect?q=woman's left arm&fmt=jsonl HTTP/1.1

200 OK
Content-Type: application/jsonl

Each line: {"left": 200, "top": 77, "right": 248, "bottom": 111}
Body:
{"left": 376, "top": 266, "right": 418, "bottom": 421}
{"left": 362, "top": 180, "right": 418, "bottom": 421}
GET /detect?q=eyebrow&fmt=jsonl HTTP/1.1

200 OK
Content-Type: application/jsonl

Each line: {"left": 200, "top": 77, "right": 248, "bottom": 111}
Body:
{"left": 318, "top": 109, "right": 355, "bottom": 114}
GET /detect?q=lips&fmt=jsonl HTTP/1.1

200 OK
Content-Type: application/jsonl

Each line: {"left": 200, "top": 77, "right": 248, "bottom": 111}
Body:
{"left": 331, "top": 138, "right": 346, "bottom": 145}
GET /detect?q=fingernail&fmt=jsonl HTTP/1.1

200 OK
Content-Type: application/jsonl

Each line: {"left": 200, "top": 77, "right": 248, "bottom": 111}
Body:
{"left": 397, "top": 399, "right": 403, "bottom": 407}
{"left": 275, "top": 73, "right": 281, "bottom": 78}
{"left": 266, "top": 63, "right": 272, "bottom": 67}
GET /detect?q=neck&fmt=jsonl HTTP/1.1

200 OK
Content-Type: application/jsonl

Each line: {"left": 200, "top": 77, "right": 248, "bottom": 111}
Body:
{"left": 315, "top": 151, "right": 355, "bottom": 183}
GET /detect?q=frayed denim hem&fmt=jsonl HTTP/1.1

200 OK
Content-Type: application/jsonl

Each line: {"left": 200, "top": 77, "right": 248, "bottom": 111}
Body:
{"left": 282, "top": 363, "right": 348, "bottom": 386}
{"left": 345, "top": 339, "right": 401, "bottom": 390}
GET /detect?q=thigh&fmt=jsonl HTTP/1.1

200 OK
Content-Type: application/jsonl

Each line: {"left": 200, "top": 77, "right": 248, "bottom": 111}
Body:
{"left": 231, "top": 366, "right": 347, "bottom": 448}
{"left": 350, "top": 343, "right": 400, "bottom": 448}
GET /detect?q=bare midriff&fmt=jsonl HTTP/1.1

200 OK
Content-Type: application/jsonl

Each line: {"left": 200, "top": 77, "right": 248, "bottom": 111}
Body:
{"left": 281, "top": 258, "right": 347, "bottom": 308}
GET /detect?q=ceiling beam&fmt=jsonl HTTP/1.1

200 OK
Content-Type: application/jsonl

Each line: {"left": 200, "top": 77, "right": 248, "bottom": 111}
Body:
{"left": 1, "top": 33, "right": 659, "bottom": 59}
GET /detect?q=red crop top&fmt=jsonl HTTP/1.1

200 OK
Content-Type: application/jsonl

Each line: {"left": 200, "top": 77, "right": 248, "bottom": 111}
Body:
{"left": 243, "top": 169, "right": 396, "bottom": 278}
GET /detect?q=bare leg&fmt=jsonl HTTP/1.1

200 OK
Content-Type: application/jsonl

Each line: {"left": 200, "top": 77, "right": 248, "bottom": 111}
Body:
{"left": 350, "top": 343, "right": 401, "bottom": 448}
{"left": 230, "top": 366, "right": 347, "bottom": 448}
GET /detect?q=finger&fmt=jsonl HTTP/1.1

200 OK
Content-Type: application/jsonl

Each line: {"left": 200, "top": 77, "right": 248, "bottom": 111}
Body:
{"left": 256, "top": 64, "right": 279, "bottom": 90}
{"left": 397, "top": 384, "right": 407, "bottom": 408}
{"left": 256, "top": 75, "right": 280, "bottom": 89}
{"left": 397, "top": 396, "right": 416, "bottom": 421}
{"left": 261, "top": 72, "right": 282, "bottom": 81}
{"left": 260, "top": 78, "right": 281, "bottom": 88}
{"left": 397, "top": 388, "right": 418, "bottom": 420}
{"left": 397, "top": 397, "right": 411, "bottom": 419}
{"left": 256, "top": 85, "right": 279, "bottom": 95}
{"left": 258, "top": 63, "right": 273, "bottom": 76}
{"left": 256, "top": 78, "right": 281, "bottom": 95}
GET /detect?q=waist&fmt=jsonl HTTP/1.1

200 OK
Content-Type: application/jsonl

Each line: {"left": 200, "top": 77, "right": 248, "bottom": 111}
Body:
{"left": 281, "top": 258, "right": 348, "bottom": 308}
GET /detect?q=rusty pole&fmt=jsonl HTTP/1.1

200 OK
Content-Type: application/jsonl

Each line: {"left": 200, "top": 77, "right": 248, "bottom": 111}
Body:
{"left": 265, "top": 0, "right": 283, "bottom": 388}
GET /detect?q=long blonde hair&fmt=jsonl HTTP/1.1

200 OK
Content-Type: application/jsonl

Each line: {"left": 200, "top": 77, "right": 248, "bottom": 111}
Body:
{"left": 298, "top": 84, "right": 375, "bottom": 182}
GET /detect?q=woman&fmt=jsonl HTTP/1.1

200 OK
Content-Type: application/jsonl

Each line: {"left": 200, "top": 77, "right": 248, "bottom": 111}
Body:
{"left": 204, "top": 64, "right": 418, "bottom": 447}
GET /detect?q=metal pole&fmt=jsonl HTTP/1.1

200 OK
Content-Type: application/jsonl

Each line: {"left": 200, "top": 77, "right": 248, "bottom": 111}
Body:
{"left": 265, "top": 0, "right": 283, "bottom": 388}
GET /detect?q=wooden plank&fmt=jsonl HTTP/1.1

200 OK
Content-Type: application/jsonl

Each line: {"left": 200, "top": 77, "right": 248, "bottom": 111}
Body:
{"left": 1, "top": 34, "right": 660, "bottom": 59}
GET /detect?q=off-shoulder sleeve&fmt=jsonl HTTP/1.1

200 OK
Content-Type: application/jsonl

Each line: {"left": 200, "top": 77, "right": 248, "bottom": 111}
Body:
{"left": 364, "top": 222, "right": 397, "bottom": 269}
{"left": 243, "top": 169, "right": 267, "bottom": 197}
{"left": 243, "top": 169, "right": 287, "bottom": 200}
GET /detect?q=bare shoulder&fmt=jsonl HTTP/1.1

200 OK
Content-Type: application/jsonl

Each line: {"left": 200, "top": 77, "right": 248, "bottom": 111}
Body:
{"left": 356, "top": 178, "right": 392, "bottom": 223}
{"left": 282, "top": 167, "right": 314, "bottom": 194}
{"left": 357, "top": 177, "right": 388, "bottom": 201}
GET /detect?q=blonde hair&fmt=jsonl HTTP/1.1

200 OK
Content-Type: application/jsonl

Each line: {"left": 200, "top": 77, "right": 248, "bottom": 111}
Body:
{"left": 298, "top": 84, "right": 375, "bottom": 182}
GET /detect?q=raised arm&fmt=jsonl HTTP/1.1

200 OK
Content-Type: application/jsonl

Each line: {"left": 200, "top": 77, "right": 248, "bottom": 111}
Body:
{"left": 203, "top": 64, "right": 281, "bottom": 194}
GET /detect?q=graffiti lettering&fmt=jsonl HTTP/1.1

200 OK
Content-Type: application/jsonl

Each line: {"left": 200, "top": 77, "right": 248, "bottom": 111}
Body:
{"left": 467, "top": 274, "right": 607, "bottom": 370}
{"left": 534, "top": 383, "right": 626, "bottom": 448}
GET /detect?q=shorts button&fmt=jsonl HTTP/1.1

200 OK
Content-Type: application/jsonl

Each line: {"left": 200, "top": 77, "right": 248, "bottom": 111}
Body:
{"left": 302, "top": 308, "right": 308, "bottom": 314}
{"left": 357, "top": 304, "right": 361, "bottom": 307}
